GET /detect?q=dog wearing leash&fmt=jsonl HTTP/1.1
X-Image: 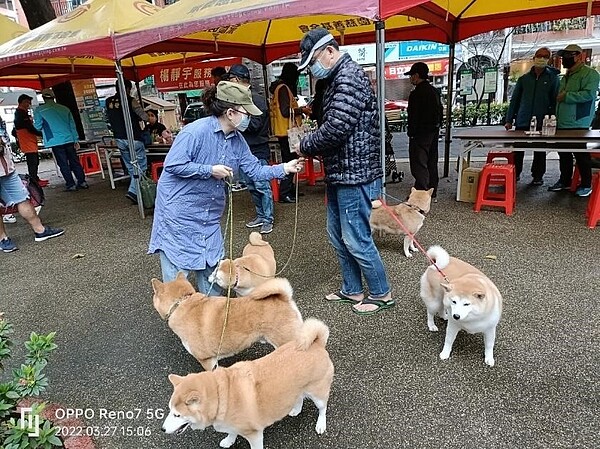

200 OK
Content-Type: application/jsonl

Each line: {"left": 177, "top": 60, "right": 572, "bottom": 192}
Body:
{"left": 208, "top": 232, "right": 276, "bottom": 296}
{"left": 370, "top": 187, "right": 434, "bottom": 257}
{"left": 162, "top": 318, "right": 334, "bottom": 449}
{"left": 419, "top": 245, "right": 503, "bottom": 366}
{"left": 151, "top": 273, "right": 302, "bottom": 371}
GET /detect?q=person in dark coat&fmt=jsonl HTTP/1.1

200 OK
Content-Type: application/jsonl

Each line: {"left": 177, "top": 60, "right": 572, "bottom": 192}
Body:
{"left": 295, "top": 27, "right": 392, "bottom": 316}
{"left": 405, "top": 62, "right": 443, "bottom": 198}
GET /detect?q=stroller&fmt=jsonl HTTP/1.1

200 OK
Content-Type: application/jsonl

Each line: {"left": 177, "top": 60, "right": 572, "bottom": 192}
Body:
{"left": 384, "top": 118, "right": 403, "bottom": 183}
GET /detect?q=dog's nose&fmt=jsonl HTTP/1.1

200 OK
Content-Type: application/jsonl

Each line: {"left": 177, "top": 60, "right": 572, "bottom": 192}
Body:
{"left": 161, "top": 427, "right": 166, "bottom": 432}
{"left": 453, "top": 314, "right": 460, "bottom": 320}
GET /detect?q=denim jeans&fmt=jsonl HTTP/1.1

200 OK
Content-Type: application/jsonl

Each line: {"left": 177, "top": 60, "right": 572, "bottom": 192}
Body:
{"left": 240, "top": 159, "right": 274, "bottom": 224}
{"left": 52, "top": 143, "right": 86, "bottom": 188}
{"left": 116, "top": 139, "right": 147, "bottom": 195}
{"left": 326, "top": 180, "right": 390, "bottom": 298}
{"left": 159, "top": 250, "right": 223, "bottom": 296}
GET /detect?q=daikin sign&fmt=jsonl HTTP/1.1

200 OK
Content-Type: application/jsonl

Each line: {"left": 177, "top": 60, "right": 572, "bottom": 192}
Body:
{"left": 342, "top": 40, "right": 452, "bottom": 65}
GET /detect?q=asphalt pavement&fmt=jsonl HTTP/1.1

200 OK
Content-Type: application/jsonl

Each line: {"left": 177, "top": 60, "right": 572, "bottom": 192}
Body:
{"left": 1, "top": 142, "right": 598, "bottom": 449}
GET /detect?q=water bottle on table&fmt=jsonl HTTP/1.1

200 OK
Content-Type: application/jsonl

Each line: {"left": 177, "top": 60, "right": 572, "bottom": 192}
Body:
{"left": 529, "top": 116, "right": 537, "bottom": 134}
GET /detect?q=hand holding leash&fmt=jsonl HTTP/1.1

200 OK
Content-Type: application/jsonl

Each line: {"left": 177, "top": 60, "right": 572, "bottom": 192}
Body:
{"left": 212, "top": 164, "right": 233, "bottom": 179}
{"left": 283, "top": 158, "right": 305, "bottom": 174}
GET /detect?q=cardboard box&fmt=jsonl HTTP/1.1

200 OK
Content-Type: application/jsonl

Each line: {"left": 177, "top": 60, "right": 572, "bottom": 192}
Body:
{"left": 459, "top": 166, "right": 482, "bottom": 203}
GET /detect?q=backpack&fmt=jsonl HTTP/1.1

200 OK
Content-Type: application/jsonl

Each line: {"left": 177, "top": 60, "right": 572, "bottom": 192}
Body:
{"left": 0, "top": 174, "right": 45, "bottom": 215}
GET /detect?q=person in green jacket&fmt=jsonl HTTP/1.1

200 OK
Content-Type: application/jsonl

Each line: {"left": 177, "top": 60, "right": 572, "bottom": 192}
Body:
{"left": 548, "top": 44, "right": 600, "bottom": 197}
{"left": 505, "top": 47, "right": 559, "bottom": 185}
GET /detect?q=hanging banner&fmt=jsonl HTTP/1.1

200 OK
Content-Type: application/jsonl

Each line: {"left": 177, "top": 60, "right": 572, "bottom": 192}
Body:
{"left": 153, "top": 58, "right": 242, "bottom": 92}
{"left": 70, "top": 79, "right": 108, "bottom": 140}
{"left": 384, "top": 58, "right": 449, "bottom": 79}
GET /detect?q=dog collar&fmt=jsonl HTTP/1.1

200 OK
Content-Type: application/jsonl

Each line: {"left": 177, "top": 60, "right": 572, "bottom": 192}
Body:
{"left": 404, "top": 201, "right": 427, "bottom": 215}
{"left": 164, "top": 294, "right": 192, "bottom": 322}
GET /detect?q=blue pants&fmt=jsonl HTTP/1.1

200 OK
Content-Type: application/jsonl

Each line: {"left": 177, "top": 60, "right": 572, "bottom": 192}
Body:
{"left": 159, "top": 250, "right": 222, "bottom": 296}
{"left": 116, "top": 139, "right": 147, "bottom": 195}
{"left": 240, "top": 158, "right": 274, "bottom": 224}
{"left": 326, "top": 180, "right": 390, "bottom": 298}
{"left": 52, "top": 143, "right": 85, "bottom": 188}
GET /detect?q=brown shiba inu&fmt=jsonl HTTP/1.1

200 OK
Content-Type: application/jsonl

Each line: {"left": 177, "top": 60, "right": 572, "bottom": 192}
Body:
{"left": 208, "top": 232, "right": 276, "bottom": 296}
{"left": 370, "top": 187, "right": 434, "bottom": 257}
{"left": 161, "top": 319, "right": 334, "bottom": 449}
{"left": 419, "top": 246, "right": 503, "bottom": 366}
{"left": 151, "top": 273, "right": 302, "bottom": 371}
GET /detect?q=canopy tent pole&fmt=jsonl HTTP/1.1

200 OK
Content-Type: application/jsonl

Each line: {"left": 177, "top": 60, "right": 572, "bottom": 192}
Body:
{"left": 375, "top": 20, "right": 386, "bottom": 196}
{"left": 443, "top": 41, "right": 456, "bottom": 178}
{"left": 115, "top": 60, "right": 145, "bottom": 219}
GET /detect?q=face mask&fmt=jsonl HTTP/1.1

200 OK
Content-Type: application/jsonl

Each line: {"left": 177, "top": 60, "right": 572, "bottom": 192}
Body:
{"left": 562, "top": 56, "right": 576, "bottom": 69}
{"left": 236, "top": 114, "right": 250, "bottom": 132}
{"left": 533, "top": 57, "right": 549, "bottom": 68}
{"left": 311, "top": 59, "right": 332, "bottom": 79}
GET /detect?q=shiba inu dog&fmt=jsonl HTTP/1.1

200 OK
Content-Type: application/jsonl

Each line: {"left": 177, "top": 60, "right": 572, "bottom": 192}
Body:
{"left": 370, "top": 187, "right": 434, "bottom": 257}
{"left": 151, "top": 273, "right": 302, "bottom": 371}
{"left": 209, "top": 232, "right": 276, "bottom": 296}
{"left": 419, "top": 246, "right": 503, "bottom": 366}
{"left": 162, "top": 318, "right": 334, "bottom": 449}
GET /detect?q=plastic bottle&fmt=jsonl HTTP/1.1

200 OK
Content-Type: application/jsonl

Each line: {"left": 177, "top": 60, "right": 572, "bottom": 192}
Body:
{"left": 530, "top": 116, "right": 537, "bottom": 134}
{"left": 549, "top": 115, "right": 557, "bottom": 136}
{"left": 542, "top": 115, "right": 549, "bottom": 136}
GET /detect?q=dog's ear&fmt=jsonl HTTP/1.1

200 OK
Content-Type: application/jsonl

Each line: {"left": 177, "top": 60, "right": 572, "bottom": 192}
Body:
{"left": 426, "top": 188, "right": 434, "bottom": 196}
{"left": 473, "top": 291, "right": 486, "bottom": 300}
{"left": 411, "top": 187, "right": 416, "bottom": 193}
{"left": 168, "top": 374, "right": 184, "bottom": 386}
{"left": 176, "top": 272, "right": 188, "bottom": 281}
{"left": 441, "top": 283, "right": 453, "bottom": 293}
{"left": 151, "top": 278, "right": 163, "bottom": 294}
{"left": 185, "top": 392, "right": 200, "bottom": 406}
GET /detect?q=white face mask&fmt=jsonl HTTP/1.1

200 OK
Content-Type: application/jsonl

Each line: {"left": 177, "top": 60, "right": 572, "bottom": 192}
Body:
{"left": 533, "top": 57, "right": 549, "bottom": 68}
{"left": 228, "top": 109, "right": 250, "bottom": 132}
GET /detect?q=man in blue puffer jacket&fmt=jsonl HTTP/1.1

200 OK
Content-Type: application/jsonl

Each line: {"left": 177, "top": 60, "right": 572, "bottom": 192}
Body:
{"left": 505, "top": 47, "right": 559, "bottom": 185}
{"left": 295, "top": 27, "right": 392, "bottom": 316}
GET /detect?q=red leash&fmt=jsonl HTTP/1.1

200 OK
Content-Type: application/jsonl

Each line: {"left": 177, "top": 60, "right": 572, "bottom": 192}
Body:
{"left": 377, "top": 198, "right": 450, "bottom": 283}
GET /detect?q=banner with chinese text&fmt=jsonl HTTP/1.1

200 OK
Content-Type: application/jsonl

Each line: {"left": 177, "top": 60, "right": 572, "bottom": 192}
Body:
{"left": 384, "top": 59, "right": 449, "bottom": 80}
{"left": 153, "top": 58, "right": 242, "bottom": 92}
{"left": 71, "top": 79, "right": 108, "bottom": 140}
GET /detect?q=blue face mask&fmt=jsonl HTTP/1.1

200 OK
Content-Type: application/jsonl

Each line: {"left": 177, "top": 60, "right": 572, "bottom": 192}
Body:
{"left": 310, "top": 60, "right": 331, "bottom": 79}
{"left": 236, "top": 113, "right": 250, "bottom": 132}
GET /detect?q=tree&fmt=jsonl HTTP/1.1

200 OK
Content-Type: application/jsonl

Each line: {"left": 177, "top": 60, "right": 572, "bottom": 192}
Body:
{"left": 19, "top": 0, "right": 85, "bottom": 139}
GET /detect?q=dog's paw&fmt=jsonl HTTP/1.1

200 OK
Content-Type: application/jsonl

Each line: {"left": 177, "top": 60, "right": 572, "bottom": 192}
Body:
{"left": 315, "top": 417, "right": 326, "bottom": 434}
{"left": 220, "top": 434, "right": 237, "bottom": 448}
{"left": 428, "top": 324, "right": 439, "bottom": 332}
{"left": 439, "top": 350, "right": 451, "bottom": 360}
{"left": 404, "top": 252, "right": 413, "bottom": 258}
{"left": 485, "top": 356, "right": 495, "bottom": 367}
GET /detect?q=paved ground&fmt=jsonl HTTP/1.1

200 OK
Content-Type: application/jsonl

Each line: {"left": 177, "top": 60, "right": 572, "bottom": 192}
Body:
{"left": 1, "top": 143, "right": 598, "bottom": 449}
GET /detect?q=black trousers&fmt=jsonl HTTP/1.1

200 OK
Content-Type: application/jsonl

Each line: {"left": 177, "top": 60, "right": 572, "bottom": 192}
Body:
{"left": 277, "top": 136, "right": 295, "bottom": 198}
{"left": 24, "top": 152, "right": 40, "bottom": 182}
{"left": 513, "top": 151, "right": 547, "bottom": 180}
{"left": 558, "top": 152, "right": 592, "bottom": 188}
{"left": 408, "top": 130, "right": 439, "bottom": 195}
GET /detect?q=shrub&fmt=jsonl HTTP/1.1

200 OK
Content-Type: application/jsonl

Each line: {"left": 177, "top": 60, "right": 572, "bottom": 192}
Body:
{"left": 0, "top": 313, "right": 62, "bottom": 448}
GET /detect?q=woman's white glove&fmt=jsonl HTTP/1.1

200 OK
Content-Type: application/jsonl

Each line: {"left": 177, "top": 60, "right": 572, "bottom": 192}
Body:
{"left": 212, "top": 164, "right": 233, "bottom": 179}
{"left": 283, "top": 158, "right": 305, "bottom": 175}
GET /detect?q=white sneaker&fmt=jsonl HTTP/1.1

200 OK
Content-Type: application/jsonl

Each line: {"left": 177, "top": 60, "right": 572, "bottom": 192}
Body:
{"left": 2, "top": 214, "right": 16, "bottom": 224}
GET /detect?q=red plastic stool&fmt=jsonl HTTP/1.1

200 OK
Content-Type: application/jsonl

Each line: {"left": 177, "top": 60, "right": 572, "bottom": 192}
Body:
{"left": 270, "top": 178, "right": 280, "bottom": 202}
{"left": 570, "top": 152, "right": 600, "bottom": 192}
{"left": 78, "top": 152, "right": 102, "bottom": 175}
{"left": 297, "top": 157, "right": 325, "bottom": 186}
{"left": 474, "top": 163, "right": 516, "bottom": 215}
{"left": 586, "top": 173, "right": 600, "bottom": 229}
{"left": 486, "top": 151, "right": 515, "bottom": 165}
{"left": 150, "top": 162, "right": 164, "bottom": 182}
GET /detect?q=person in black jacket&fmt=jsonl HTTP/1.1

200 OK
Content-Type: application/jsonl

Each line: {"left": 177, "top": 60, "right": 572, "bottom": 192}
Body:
{"left": 227, "top": 64, "right": 275, "bottom": 235}
{"left": 105, "top": 79, "right": 148, "bottom": 204}
{"left": 295, "top": 27, "right": 392, "bottom": 316}
{"left": 405, "top": 62, "right": 442, "bottom": 197}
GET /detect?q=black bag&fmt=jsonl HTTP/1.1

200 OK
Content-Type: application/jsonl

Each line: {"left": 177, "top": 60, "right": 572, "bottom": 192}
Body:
{"left": 0, "top": 174, "right": 45, "bottom": 215}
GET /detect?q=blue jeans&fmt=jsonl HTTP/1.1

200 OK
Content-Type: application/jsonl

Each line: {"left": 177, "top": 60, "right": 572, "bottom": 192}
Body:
{"left": 240, "top": 159, "right": 274, "bottom": 224}
{"left": 116, "top": 139, "right": 147, "bottom": 195}
{"left": 52, "top": 143, "right": 86, "bottom": 188}
{"left": 159, "top": 250, "right": 222, "bottom": 296}
{"left": 326, "top": 180, "right": 390, "bottom": 298}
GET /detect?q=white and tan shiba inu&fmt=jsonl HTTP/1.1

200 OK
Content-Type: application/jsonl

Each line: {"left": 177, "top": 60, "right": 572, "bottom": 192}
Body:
{"left": 419, "top": 246, "right": 503, "bottom": 366}
{"left": 370, "top": 187, "right": 434, "bottom": 257}
{"left": 151, "top": 273, "right": 302, "bottom": 371}
{"left": 208, "top": 232, "right": 276, "bottom": 296}
{"left": 161, "top": 318, "right": 334, "bottom": 449}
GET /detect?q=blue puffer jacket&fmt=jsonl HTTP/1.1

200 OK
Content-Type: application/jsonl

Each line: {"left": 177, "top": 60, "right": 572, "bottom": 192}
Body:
{"left": 300, "top": 53, "right": 382, "bottom": 185}
{"left": 556, "top": 63, "right": 600, "bottom": 129}
{"left": 505, "top": 66, "right": 560, "bottom": 129}
{"left": 34, "top": 101, "right": 79, "bottom": 147}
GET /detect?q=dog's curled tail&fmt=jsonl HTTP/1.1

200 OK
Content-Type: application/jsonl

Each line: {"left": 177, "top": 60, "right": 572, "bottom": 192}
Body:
{"left": 246, "top": 277, "right": 293, "bottom": 301}
{"left": 426, "top": 245, "right": 450, "bottom": 270}
{"left": 296, "top": 318, "right": 329, "bottom": 351}
{"left": 249, "top": 231, "right": 269, "bottom": 246}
